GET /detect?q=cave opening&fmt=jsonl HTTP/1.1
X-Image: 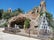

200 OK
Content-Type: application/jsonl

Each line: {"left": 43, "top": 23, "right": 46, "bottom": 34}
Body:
{"left": 10, "top": 19, "right": 25, "bottom": 29}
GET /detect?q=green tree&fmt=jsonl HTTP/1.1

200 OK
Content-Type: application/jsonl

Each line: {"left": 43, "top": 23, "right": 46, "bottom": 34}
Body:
{"left": 12, "top": 8, "right": 24, "bottom": 16}
{"left": 40, "top": 11, "right": 53, "bottom": 21}
{"left": 15, "top": 8, "right": 23, "bottom": 13}
{"left": 2, "top": 8, "right": 24, "bottom": 19}
{"left": 0, "top": 9, "right": 4, "bottom": 19}
{"left": 2, "top": 12, "right": 11, "bottom": 19}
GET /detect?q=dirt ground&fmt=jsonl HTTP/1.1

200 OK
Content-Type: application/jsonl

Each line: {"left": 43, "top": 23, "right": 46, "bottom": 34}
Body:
{"left": 0, "top": 28, "right": 40, "bottom": 40}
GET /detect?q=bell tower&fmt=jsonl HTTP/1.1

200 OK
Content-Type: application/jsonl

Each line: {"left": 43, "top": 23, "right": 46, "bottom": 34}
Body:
{"left": 40, "top": 0, "right": 46, "bottom": 12}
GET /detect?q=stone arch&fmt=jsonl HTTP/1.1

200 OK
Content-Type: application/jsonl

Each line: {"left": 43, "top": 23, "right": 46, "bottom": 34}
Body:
{"left": 8, "top": 14, "right": 26, "bottom": 29}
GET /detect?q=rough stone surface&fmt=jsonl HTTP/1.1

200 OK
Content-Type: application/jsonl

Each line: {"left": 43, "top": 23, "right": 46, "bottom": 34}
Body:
{"left": 7, "top": 0, "right": 46, "bottom": 34}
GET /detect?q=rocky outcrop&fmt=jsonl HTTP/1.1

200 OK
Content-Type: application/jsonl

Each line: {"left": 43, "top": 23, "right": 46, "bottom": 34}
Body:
{"left": 7, "top": 0, "right": 47, "bottom": 34}
{"left": 8, "top": 13, "right": 26, "bottom": 28}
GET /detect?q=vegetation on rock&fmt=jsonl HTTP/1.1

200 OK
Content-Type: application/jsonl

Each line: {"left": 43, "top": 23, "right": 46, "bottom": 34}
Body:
{"left": 0, "top": 8, "right": 24, "bottom": 20}
{"left": 24, "top": 19, "right": 31, "bottom": 29}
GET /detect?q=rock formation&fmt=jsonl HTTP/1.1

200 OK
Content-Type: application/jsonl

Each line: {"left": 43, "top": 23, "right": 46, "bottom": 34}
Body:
{"left": 7, "top": 0, "right": 47, "bottom": 34}
{"left": 8, "top": 13, "right": 26, "bottom": 28}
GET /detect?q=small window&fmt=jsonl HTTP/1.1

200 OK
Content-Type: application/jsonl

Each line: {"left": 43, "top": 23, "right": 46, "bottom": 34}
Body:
{"left": 44, "top": 17, "right": 45, "bottom": 19}
{"left": 44, "top": 26, "right": 45, "bottom": 29}
{"left": 32, "top": 11, "right": 35, "bottom": 14}
{"left": 43, "top": 21, "right": 45, "bottom": 23}
{"left": 34, "top": 26, "right": 38, "bottom": 28}
{"left": 40, "top": 4, "right": 41, "bottom": 7}
{"left": 37, "top": 10, "right": 39, "bottom": 13}
{"left": 46, "top": 27, "right": 47, "bottom": 29}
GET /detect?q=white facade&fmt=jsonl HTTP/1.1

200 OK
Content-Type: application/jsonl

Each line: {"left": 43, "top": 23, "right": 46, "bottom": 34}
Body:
{"left": 38, "top": 13, "right": 51, "bottom": 34}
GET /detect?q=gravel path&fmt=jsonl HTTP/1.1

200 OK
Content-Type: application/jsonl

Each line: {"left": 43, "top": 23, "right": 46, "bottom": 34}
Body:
{"left": 0, "top": 28, "right": 40, "bottom": 40}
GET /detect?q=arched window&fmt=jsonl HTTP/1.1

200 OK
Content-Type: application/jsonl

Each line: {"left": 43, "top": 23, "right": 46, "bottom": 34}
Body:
{"left": 44, "top": 26, "right": 45, "bottom": 29}
{"left": 37, "top": 10, "right": 39, "bottom": 13}
{"left": 34, "top": 26, "right": 38, "bottom": 28}
{"left": 40, "top": 4, "right": 41, "bottom": 7}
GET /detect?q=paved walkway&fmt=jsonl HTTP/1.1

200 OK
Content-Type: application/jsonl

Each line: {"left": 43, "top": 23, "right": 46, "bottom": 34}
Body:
{"left": 0, "top": 28, "right": 40, "bottom": 40}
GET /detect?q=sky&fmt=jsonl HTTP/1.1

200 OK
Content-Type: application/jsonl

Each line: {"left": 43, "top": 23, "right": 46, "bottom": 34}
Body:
{"left": 0, "top": 0, "right": 54, "bottom": 17}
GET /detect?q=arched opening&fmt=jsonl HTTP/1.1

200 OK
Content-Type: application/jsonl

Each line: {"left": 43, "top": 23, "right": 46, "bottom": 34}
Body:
{"left": 9, "top": 17, "right": 26, "bottom": 29}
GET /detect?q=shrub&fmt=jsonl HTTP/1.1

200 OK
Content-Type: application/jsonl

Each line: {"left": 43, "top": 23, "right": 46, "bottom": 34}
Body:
{"left": 24, "top": 18, "right": 31, "bottom": 29}
{"left": 0, "top": 22, "right": 8, "bottom": 27}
